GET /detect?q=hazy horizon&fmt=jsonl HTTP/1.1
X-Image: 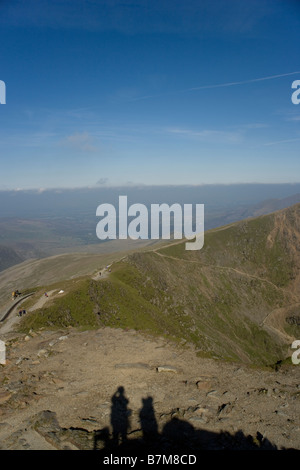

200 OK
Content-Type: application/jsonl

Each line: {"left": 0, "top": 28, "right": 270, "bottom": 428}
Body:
{"left": 1, "top": 182, "right": 300, "bottom": 219}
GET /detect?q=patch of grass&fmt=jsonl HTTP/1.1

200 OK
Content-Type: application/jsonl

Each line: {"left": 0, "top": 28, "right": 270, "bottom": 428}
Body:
{"left": 18, "top": 279, "right": 98, "bottom": 332}
{"left": 284, "top": 322, "right": 300, "bottom": 338}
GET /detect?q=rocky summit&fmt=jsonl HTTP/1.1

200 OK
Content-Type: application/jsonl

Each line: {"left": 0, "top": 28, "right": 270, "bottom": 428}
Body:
{"left": 0, "top": 326, "right": 299, "bottom": 451}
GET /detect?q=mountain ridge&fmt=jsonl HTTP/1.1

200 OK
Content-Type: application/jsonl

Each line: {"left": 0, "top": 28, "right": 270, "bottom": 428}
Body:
{"left": 13, "top": 203, "right": 300, "bottom": 366}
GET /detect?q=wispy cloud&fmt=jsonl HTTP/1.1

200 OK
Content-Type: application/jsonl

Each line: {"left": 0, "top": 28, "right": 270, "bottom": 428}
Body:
{"left": 187, "top": 71, "right": 300, "bottom": 92}
{"left": 166, "top": 127, "right": 242, "bottom": 144}
{"left": 130, "top": 71, "right": 300, "bottom": 102}
{"left": 285, "top": 115, "right": 300, "bottom": 122}
{"left": 61, "top": 132, "right": 98, "bottom": 152}
{"left": 243, "top": 123, "right": 269, "bottom": 129}
{"left": 264, "top": 137, "right": 300, "bottom": 146}
{"left": 0, "top": 131, "right": 58, "bottom": 148}
{"left": 96, "top": 177, "right": 109, "bottom": 185}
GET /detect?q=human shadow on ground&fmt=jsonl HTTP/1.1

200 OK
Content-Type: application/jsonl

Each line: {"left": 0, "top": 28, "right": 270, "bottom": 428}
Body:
{"left": 110, "top": 386, "right": 131, "bottom": 446}
{"left": 93, "top": 386, "right": 296, "bottom": 454}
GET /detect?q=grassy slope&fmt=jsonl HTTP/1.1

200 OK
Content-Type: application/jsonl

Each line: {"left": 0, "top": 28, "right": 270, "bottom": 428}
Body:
{"left": 18, "top": 204, "right": 300, "bottom": 366}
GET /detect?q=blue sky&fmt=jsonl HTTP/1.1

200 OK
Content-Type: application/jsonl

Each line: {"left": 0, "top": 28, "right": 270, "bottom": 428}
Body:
{"left": 0, "top": 0, "right": 299, "bottom": 190}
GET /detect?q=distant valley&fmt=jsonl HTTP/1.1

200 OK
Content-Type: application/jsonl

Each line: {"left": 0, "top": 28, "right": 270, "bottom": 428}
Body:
{"left": 1, "top": 189, "right": 300, "bottom": 273}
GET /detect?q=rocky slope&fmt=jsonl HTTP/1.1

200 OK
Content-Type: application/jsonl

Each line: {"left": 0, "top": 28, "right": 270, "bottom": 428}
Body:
{"left": 0, "top": 326, "right": 299, "bottom": 451}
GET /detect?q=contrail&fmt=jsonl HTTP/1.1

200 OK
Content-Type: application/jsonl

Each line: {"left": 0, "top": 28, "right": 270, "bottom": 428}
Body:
{"left": 264, "top": 137, "right": 300, "bottom": 146}
{"left": 130, "top": 71, "right": 300, "bottom": 101}
{"left": 188, "top": 71, "right": 300, "bottom": 91}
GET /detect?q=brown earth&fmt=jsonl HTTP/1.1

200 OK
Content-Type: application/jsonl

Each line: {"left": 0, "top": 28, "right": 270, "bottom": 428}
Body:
{"left": 0, "top": 324, "right": 299, "bottom": 451}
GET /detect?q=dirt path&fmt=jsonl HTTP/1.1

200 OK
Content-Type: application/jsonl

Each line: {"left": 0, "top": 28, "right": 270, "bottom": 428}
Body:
{"left": 29, "top": 290, "right": 57, "bottom": 311}
{"left": 0, "top": 306, "right": 24, "bottom": 336}
{"left": 153, "top": 250, "right": 300, "bottom": 300}
{"left": 0, "top": 290, "right": 58, "bottom": 336}
{"left": 0, "top": 295, "right": 35, "bottom": 336}
{"left": 0, "top": 267, "right": 111, "bottom": 337}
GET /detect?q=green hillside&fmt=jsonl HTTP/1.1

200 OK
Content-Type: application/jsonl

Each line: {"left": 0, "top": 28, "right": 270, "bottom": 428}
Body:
{"left": 18, "top": 204, "right": 300, "bottom": 366}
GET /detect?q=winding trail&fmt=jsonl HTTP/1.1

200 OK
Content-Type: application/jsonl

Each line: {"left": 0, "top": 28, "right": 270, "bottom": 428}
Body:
{"left": 151, "top": 248, "right": 300, "bottom": 344}
{"left": 153, "top": 250, "right": 298, "bottom": 299}
{"left": 0, "top": 291, "right": 56, "bottom": 336}
{"left": 0, "top": 293, "right": 34, "bottom": 323}
{"left": 0, "top": 293, "right": 34, "bottom": 335}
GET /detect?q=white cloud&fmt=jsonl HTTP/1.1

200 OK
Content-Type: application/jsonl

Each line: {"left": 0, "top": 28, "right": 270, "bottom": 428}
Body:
{"left": 286, "top": 115, "right": 300, "bottom": 122}
{"left": 61, "top": 132, "right": 97, "bottom": 152}
{"left": 96, "top": 177, "right": 109, "bottom": 185}
{"left": 166, "top": 127, "right": 242, "bottom": 144}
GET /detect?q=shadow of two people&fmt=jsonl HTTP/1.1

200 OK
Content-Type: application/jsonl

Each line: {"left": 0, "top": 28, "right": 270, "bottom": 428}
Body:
{"left": 94, "top": 386, "right": 282, "bottom": 454}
